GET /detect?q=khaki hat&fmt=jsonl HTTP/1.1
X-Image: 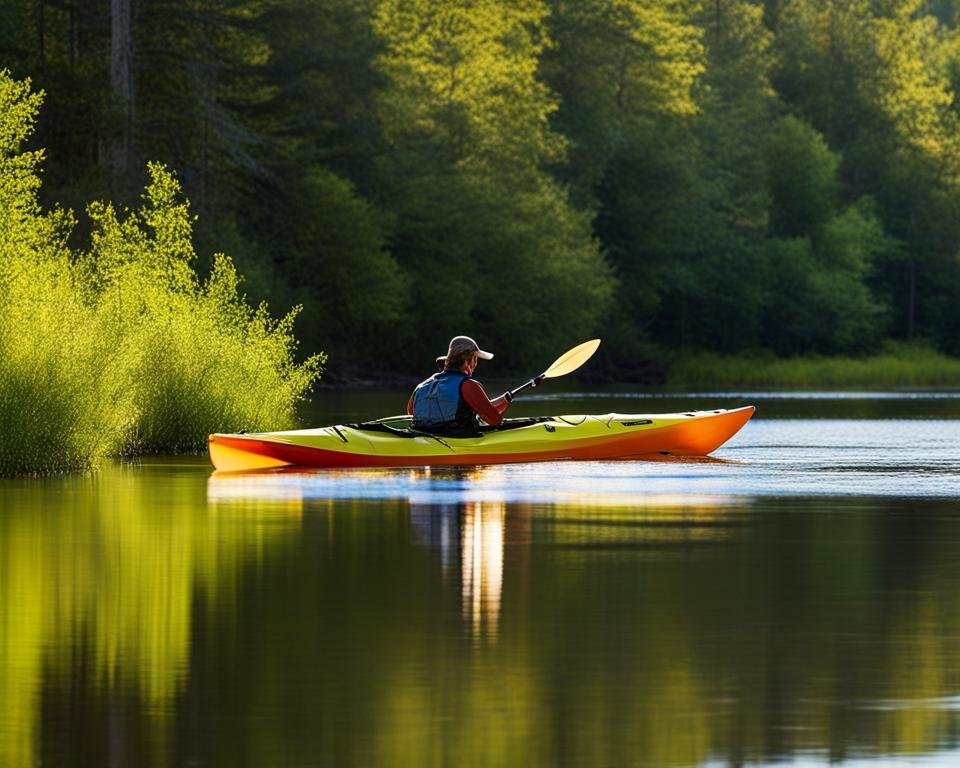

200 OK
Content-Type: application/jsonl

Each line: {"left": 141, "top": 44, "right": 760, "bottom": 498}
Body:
{"left": 436, "top": 335, "right": 494, "bottom": 364}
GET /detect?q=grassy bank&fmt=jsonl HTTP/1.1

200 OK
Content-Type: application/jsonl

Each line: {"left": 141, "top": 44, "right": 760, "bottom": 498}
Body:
{"left": 0, "top": 73, "right": 322, "bottom": 475}
{"left": 667, "top": 343, "right": 960, "bottom": 389}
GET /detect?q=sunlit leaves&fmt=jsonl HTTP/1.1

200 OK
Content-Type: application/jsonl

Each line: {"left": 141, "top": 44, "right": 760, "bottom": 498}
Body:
{"left": 84, "top": 162, "right": 324, "bottom": 453}
{"left": 372, "top": 0, "right": 615, "bottom": 366}
{"left": 0, "top": 72, "right": 322, "bottom": 474}
{"left": 374, "top": 0, "right": 563, "bottom": 174}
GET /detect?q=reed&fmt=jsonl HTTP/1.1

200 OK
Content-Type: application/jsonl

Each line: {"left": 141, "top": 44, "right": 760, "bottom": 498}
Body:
{"left": 668, "top": 343, "right": 960, "bottom": 389}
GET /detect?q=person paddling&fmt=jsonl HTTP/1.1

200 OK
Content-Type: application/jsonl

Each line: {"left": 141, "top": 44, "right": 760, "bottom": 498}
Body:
{"left": 407, "top": 336, "right": 512, "bottom": 435}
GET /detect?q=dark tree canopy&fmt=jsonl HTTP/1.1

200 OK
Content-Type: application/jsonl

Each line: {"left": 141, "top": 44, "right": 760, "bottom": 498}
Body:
{"left": 2, "top": 0, "right": 959, "bottom": 376}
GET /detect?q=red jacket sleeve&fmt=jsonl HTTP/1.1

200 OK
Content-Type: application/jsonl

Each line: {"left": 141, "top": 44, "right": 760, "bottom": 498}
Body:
{"left": 461, "top": 379, "right": 507, "bottom": 426}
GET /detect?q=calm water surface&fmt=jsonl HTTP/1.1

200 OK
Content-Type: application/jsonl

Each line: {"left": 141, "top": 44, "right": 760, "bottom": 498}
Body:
{"left": 2, "top": 391, "right": 960, "bottom": 767}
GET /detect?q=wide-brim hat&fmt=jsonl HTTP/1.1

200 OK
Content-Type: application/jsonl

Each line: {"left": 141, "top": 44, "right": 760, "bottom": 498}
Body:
{"left": 435, "top": 335, "right": 494, "bottom": 364}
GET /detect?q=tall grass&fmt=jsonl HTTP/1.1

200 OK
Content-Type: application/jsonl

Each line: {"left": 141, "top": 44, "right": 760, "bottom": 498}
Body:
{"left": 0, "top": 72, "right": 322, "bottom": 475}
{"left": 668, "top": 343, "right": 960, "bottom": 389}
{"left": 0, "top": 258, "right": 135, "bottom": 474}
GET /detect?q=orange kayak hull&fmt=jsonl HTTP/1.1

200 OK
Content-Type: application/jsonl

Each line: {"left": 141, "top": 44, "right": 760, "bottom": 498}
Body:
{"left": 209, "top": 407, "right": 755, "bottom": 472}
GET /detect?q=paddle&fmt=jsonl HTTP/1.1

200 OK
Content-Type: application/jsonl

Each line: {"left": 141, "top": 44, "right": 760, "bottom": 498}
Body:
{"left": 506, "top": 339, "right": 601, "bottom": 401}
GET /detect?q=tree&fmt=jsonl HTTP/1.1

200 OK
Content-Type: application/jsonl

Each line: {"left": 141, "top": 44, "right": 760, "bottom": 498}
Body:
{"left": 650, "top": 0, "right": 775, "bottom": 352}
{"left": 110, "top": 0, "right": 134, "bottom": 173}
{"left": 372, "top": 0, "right": 614, "bottom": 368}
{"left": 543, "top": 0, "right": 705, "bottom": 198}
{"left": 762, "top": 116, "right": 891, "bottom": 354}
{"left": 269, "top": 166, "right": 411, "bottom": 361}
{"left": 772, "top": 0, "right": 960, "bottom": 348}
{"left": 766, "top": 115, "right": 837, "bottom": 239}
{"left": 541, "top": 1, "right": 705, "bottom": 368}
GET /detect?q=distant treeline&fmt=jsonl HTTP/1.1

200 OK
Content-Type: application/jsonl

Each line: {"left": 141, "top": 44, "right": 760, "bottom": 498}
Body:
{"left": 3, "top": 0, "right": 960, "bottom": 377}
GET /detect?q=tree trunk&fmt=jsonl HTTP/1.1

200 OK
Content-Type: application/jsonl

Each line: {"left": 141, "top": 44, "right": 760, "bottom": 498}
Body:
{"left": 69, "top": 0, "right": 76, "bottom": 67}
{"left": 110, "top": 0, "right": 134, "bottom": 173}
{"left": 907, "top": 256, "right": 916, "bottom": 339}
{"left": 37, "top": 0, "right": 44, "bottom": 64}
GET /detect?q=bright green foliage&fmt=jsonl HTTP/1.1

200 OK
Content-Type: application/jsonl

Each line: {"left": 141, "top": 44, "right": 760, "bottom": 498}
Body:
{"left": 0, "top": 72, "right": 322, "bottom": 474}
{"left": 372, "top": 0, "right": 615, "bottom": 368}
{"left": 864, "top": 2, "right": 956, "bottom": 161}
{"left": 0, "top": 258, "right": 136, "bottom": 475}
{"left": 374, "top": 0, "right": 563, "bottom": 175}
{"left": 0, "top": 72, "right": 70, "bottom": 261}
{"left": 81, "top": 162, "right": 324, "bottom": 453}
{"left": 0, "top": 71, "right": 134, "bottom": 473}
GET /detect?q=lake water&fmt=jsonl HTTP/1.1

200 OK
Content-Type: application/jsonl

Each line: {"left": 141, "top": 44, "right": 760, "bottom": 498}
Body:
{"left": 2, "top": 390, "right": 960, "bottom": 767}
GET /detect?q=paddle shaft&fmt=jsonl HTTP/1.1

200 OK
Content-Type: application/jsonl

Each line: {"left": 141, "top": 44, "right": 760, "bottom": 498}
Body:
{"left": 508, "top": 375, "right": 545, "bottom": 400}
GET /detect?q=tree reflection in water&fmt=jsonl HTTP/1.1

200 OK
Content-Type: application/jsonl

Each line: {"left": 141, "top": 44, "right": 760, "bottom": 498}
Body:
{"left": 4, "top": 464, "right": 960, "bottom": 766}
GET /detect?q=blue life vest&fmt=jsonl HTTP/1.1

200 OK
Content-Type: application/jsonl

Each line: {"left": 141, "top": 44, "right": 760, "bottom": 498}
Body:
{"left": 411, "top": 369, "right": 477, "bottom": 432}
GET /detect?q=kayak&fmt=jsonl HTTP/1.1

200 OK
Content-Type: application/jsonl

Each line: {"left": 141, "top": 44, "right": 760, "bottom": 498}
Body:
{"left": 208, "top": 406, "right": 755, "bottom": 472}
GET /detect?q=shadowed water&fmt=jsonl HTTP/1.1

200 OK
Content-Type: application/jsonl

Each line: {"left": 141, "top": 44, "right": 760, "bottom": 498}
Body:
{"left": 1, "top": 391, "right": 959, "bottom": 767}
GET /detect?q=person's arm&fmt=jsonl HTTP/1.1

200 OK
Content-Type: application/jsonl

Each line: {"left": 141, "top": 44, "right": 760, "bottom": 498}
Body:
{"left": 406, "top": 394, "right": 414, "bottom": 416}
{"left": 461, "top": 379, "right": 509, "bottom": 426}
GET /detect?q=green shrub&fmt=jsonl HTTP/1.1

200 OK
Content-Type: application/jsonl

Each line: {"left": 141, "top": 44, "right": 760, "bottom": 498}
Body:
{"left": 83, "top": 163, "right": 324, "bottom": 454}
{"left": 0, "top": 70, "right": 323, "bottom": 474}
{"left": 0, "top": 258, "right": 135, "bottom": 474}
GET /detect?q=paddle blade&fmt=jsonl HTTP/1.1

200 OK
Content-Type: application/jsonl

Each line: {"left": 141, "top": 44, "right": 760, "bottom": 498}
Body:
{"left": 542, "top": 339, "right": 601, "bottom": 378}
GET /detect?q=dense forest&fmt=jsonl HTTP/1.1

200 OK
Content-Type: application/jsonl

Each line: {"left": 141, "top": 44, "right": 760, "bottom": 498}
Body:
{"left": 3, "top": 0, "right": 960, "bottom": 378}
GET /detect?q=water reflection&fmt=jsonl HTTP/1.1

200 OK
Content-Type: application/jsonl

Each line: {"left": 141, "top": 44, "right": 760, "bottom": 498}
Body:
{"left": 6, "top": 452, "right": 960, "bottom": 766}
{"left": 0, "top": 463, "right": 301, "bottom": 768}
{"left": 207, "top": 462, "right": 751, "bottom": 507}
{"left": 408, "top": 502, "right": 507, "bottom": 642}
{"left": 461, "top": 502, "right": 505, "bottom": 642}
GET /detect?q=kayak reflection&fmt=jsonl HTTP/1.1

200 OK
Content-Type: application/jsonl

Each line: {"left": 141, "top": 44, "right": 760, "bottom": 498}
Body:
{"left": 206, "top": 458, "right": 748, "bottom": 509}
{"left": 208, "top": 463, "right": 751, "bottom": 653}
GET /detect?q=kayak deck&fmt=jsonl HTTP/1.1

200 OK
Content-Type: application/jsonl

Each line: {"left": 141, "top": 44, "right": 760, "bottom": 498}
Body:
{"left": 208, "top": 406, "right": 755, "bottom": 472}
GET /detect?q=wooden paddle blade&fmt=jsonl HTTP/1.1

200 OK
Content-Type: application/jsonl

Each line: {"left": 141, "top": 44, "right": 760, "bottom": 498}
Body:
{"left": 542, "top": 339, "right": 601, "bottom": 378}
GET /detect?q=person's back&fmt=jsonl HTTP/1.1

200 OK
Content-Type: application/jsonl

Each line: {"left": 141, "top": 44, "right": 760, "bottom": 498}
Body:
{"left": 407, "top": 336, "right": 511, "bottom": 435}
{"left": 411, "top": 368, "right": 476, "bottom": 434}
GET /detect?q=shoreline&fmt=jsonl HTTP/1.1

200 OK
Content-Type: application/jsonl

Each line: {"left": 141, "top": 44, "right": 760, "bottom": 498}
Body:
{"left": 316, "top": 347, "right": 960, "bottom": 392}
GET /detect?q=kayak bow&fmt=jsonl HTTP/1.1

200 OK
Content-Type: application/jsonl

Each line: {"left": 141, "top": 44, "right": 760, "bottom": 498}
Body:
{"left": 208, "top": 406, "right": 755, "bottom": 472}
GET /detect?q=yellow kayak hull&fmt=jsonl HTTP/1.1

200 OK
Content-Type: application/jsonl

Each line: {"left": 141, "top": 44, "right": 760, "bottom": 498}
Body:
{"left": 208, "top": 406, "right": 755, "bottom": 472}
